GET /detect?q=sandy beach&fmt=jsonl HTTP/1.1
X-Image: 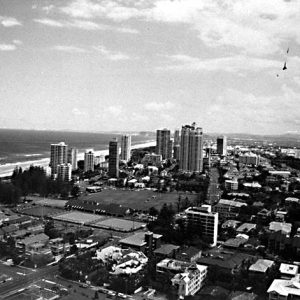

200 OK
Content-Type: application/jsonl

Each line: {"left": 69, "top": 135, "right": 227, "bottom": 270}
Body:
{"left": 0, "top": 141, "right": 155, "bottom": 178}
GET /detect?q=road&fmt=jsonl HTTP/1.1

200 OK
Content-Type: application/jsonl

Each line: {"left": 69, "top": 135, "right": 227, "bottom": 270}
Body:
{"left": 0, "top": 264, "right": 58, "bottom": 299}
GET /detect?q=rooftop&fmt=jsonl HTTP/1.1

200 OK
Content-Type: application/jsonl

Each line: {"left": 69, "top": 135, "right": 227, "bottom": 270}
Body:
{"left": 280, "top": 263, "right": 299, "bottom": 276}
{"left": 154, "top": 244, "right": 180, "bottom": 256}
{"left": 119, "top": 231, "right": 162, "bottom": 247}
{"left": 267, "top": 275, "right": 300, "bottom": 297}
{"left": 269, "top": 222, "right": 292, "bottom": 235}
{"left": 249, "top": 259, "right": 274, "bottom": 273}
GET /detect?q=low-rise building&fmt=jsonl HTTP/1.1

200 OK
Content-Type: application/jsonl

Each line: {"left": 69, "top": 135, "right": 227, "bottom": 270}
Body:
{"left": 213, "top": 199, "right": 246, "bottom": 220}
{"left": 279, "top": 263, "right": 299, "bottom": 279}
{"left": 175, "top": 246, "right": 202, "bottom": 263}
{"left": 236, "top": 223, "right": 257, "bottom": 234}
{"left": 267, "top": 275, "right": 300, "bottom": 300}
{"left": 171, "top": 264, "right": 207, "bottom": 297}
{"left": 269, "top": 222, "right": 292, "bottom": 236}
{"left": 119, "top": 231, "right": 162, "bottom": 255}
{"left": 153, "top": 244, "right": 180, "bottom": 260}
{"left": 249, "top": 259, "right": 275, "bottom": 276}
{"left": 225, "top": 180, "right": 238, "bottom": 191}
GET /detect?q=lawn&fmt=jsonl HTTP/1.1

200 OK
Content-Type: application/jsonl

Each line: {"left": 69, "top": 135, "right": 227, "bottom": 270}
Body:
{"left": 19, "top": 206, "right": 64, "bottom": 217}
{"left": 80, "top": 189, "right": 198, "bottom": 212}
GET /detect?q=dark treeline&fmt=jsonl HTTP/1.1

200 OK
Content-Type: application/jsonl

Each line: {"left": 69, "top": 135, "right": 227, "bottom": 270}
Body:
{"left": 0, "top": 166, "right": 73, "bottom": 205}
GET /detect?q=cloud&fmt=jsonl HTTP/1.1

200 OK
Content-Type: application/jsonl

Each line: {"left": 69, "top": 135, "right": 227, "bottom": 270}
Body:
{"left": 104, "top": 105, "right": 123, "bottom": 117}
{"left": 205, "top": 86, "right": 300, "bottom": 134}
{"left": 159, "top": 54, "right": 280, "bottom": 73}
{"left": 59, "top": 0, "right": 300, "bottom": 56}
{"left": 0, "top": 44, "right": 17, "bottom": 51}
{"left": 93, "top": 45, "right": 131, "bottom": 61}
{"left": 52, "top": 45, "right": 87, "bottom": 53}
{"left": 145, "top": 101, "right": 174, "bottom": 111}
{"left": 72, "top": 107, "right": 87, "bottom": 116}
{"left": 12, "top": 40, "right": 22, "bottom": 45}
{"left": 0, "top": 16, "right": 22, "bottom": 27}
{"left": 34, "top": 18, "right": 138, "bottom": 33}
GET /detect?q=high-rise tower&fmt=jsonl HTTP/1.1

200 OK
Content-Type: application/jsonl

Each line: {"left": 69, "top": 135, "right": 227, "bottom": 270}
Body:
{"left": 156, "top": 129, "right": 172, "bottom": 160}
{"left": 109, "top": 138, "right": 119, "bottom": 178}
{"left": 84, "top": 150, "right": 95, "bottom": 173}
{"left": 50, "top": 142, "right": 68, "bottom": 176}
{"left": 120, "top": 135, "right": 131, "bottom": 162}
{"left": 179, "top": 123, "right": 203, "bottom": 172}
{"left": 216, "top": 136, "right": 227, "bottom": 156}
{"left": 68, "top": 147, "right": 78, "bottom": 170}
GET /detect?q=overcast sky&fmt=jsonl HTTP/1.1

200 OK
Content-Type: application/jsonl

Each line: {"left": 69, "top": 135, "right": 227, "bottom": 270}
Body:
{"left": 1, "top": 0, "right": 300, "bottom": 134}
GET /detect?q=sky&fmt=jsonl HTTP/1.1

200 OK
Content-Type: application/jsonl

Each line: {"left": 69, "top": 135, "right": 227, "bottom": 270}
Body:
{"left": 1, "top": 0, "right": 300, "bottom": 135}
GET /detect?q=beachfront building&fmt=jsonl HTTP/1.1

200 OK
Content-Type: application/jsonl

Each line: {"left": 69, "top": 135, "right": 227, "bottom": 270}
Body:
{"left": 84, "top": 150, "right": 95, "bottom": 173}
{"left": 173, "top": 129, "right": 180, "bottom": 160}
{"left": 109, "top": 138, "right": 119, "bottom": 178}
{"left": 57, "top": 163, "right": 72, "bottom": 182}
{"left": 120, "top": 134, "right": 131, "bottom": 162}
{"left": 67, "top": 147, "right": 78, "bottom": 170}
{"left": 50, "top": 142, "right": 68, "bottom": 177}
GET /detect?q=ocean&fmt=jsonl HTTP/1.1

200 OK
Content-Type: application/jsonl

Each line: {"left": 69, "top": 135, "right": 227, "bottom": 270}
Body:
{"left": 0, "top": 129, "right": 155, "bottom": 177}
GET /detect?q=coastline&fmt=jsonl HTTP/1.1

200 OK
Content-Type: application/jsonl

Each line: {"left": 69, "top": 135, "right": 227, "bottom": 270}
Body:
{"left": 0, "top": 141, "right": 156, "bottom": 178}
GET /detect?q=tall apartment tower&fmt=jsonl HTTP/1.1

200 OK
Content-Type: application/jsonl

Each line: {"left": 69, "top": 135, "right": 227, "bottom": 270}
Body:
{"left": 179, "top": 123, "right": 204, "bottom": 172}
{"left": 217, "top": 136, "right": 227, "bottom": 156}
{"left": 156, "top": 129, "right": 172, "bottom": 160}
{"left": 109, "top": 138, "right": 119, "bottom": 178}
{"left": 57, "top": 163, "right": 72, "bottom": 181}
{"left": 120, "top": 134, "right": 131, "bottom": 162}
{"left": 173, "top": 129, "right": 180, "bottom": 160}
{"left": 185, "top": 205, "right": 218, "bottom": 247}
{"left": 50, "top": 142, "right": 68, "bottom": 176}
{"left": 84, "top": 150, "right": 95, "bottom": 173}
{"left": 68, "top": 147, "right": 78, "bottom": 170}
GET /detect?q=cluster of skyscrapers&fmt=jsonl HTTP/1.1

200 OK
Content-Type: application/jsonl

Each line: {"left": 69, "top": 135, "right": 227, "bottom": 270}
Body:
{"left": 156, "top": 123, "right": 204, "bottom": 173}
{"left": 49, "top": 134, "right": 132, "bottom": 181}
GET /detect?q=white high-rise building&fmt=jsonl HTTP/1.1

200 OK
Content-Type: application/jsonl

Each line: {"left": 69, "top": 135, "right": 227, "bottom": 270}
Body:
{"left": 120, "top": 135, "right": 131, "bottom": 162}
{"left": 185, "top": 205, "right": 218, "bottom": 247}
{"left": 84, "top": 150, "right": 95, "bottom": 173}
{"left": 57, "top": 163, "right": 72, "bottom": 182}
{"left": 68, "top": 147, "right": 78, "bottom": 170}
{"left": 179, "top": 123, "right": 204, "bottom": 172}
{"left": 50, "top": 142, "right": 68, "bottom": 176}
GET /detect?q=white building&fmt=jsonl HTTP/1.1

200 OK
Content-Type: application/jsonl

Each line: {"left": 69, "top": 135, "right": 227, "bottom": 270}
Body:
{"left": 50, "top": 142, "right": 68, "bottom": 176}
{"left": 185, "top": 205, "right": 218, "bottom": 247}
{"left": 225, "top": 179, "right": 239, "bottom": 191}
{"left": 84, "top": 150, "right": 95, "bottom": 173}
{"left": 67, "top": 147, "right": 78, "bottom": 170}
{"left": 171, "top": 264, "right": 207, "bottom": 297}
{"left": 268, "top": 275, "right": 300, "bottom": 300}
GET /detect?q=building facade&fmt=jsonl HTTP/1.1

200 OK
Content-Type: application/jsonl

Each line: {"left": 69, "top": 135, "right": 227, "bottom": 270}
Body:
{"left": 185, "top": 205, "right": 218, "bottom": 247}
{"left": 84, "top": 150, "right": 95, "bottom": 173}
{"left": 217, "top": 136, "right": 227, "bottom": 156}
{"left": 67, "top": 147, "right": 78, "bottom": 170}
{"left": 156, "top": 129, "right": 172, "bottom": 160}
{"left": 120, "top": 134, "right": 131, "bottom": 162}
{"left": 179, "top": 123, "right": 204, "bottom": 173}
{"left": 109, "top": 138, "right": 119, "bottom": 178}
{"left": 57, "top": 163, "right": 72, "bottom": 181}
{"left": 50, "top": 142, "right": 68, "bottom": 176}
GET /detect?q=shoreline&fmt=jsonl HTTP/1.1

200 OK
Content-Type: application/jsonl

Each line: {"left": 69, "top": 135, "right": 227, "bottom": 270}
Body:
{"left": 0, "top": 141, "right": 156, "bottom": 178}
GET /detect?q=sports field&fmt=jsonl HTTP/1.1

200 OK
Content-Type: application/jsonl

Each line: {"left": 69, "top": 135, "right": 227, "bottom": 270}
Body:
{"left": 53, "top": 211, "right": 105, "bottom": 225}
{"left": 81, "top": 189, "right": 198, "bottom": 211}
{"left": 93, "top": 218, "right": 146, "bottom": 232}
{"left": 20, "top": 206, "right": 64, "bottom": 218}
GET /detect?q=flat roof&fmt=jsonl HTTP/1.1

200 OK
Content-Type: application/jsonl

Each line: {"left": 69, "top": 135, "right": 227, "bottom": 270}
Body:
{"left": 93, "top": 218, "right": 146, "bottom": 232}
{"left": 119, "top": 232, "right": 162, "bottom": 247}
{"left": 280, "top": 263, "right": 299, "bottom": 275}
{"left": 53, "top": 212, "right": 105, "bottom": 225}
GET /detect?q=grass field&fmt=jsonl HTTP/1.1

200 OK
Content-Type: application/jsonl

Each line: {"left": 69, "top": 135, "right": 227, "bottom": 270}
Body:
{"left": 81, "top": 189, "right": 198, "bottom": 212}
{"left": 19, "top": 206, "right": 64, "bottom": 217}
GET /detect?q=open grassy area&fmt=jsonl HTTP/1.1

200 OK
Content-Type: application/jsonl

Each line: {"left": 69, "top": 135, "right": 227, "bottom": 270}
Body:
{"left": 80, "top": 189, "right": 198, "bottom": 212}
{"left": 19, "top": 206, "right": 64, "bottom": 218}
